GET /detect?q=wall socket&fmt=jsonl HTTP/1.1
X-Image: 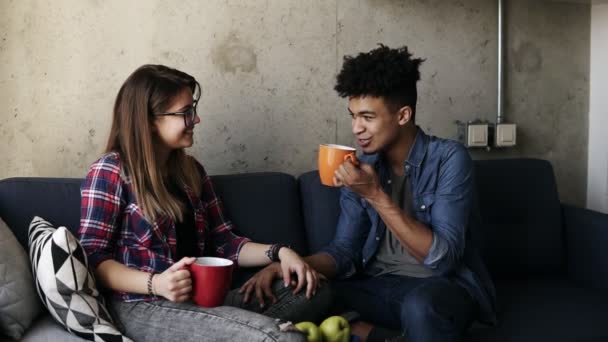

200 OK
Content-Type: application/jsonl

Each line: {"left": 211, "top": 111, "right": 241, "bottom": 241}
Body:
{"left": 456, "top": 121, "right": 489, "bottom": 148}
{"left": 456, "top": 121, "right": 517, "bottom": 149}
{"left": 495, "top": 123, "right": 517, "bottom": 147}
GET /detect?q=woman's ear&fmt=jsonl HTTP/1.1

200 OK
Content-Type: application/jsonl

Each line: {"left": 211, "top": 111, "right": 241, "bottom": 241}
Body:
{"left": 397, "top": 106, "right": 413, "bottom": 126}
{"left": 150, "top": 119, "right": 158, "bottom": 133}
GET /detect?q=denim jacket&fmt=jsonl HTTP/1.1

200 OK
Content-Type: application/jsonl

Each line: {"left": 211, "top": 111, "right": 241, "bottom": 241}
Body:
{"left": 320, "top": 127, "right": 497, "bottom": 324}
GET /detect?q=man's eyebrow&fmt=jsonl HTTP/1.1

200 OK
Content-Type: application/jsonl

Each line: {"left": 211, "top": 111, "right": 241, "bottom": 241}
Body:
{"left": 348, "top": 108, "right": 376, "bottom": 115}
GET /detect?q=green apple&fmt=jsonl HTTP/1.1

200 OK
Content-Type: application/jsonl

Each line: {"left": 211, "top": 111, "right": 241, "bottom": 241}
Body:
{"left": 319, "top": 316, "right": 350, "bottom": 342}
{"left": 295, "top": 321, "right": 323, "bottom": 342}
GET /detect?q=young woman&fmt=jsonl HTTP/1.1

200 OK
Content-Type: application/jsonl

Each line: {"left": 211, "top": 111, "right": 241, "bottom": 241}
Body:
{"left": 78, "top": 65, "right": 329, "bottom": 342}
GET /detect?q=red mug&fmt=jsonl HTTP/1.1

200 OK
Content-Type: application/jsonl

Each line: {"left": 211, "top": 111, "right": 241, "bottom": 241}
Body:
{"left": 187, "top": 257, "right": 234, "bottom": 307}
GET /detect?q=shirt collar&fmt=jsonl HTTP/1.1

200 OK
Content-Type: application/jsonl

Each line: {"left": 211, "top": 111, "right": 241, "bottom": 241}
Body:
{"left": 405, "top": 126, "right": 429, "bottom": 168}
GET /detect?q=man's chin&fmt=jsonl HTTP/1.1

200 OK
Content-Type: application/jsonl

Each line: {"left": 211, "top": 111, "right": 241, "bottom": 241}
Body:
{"left": 360, "top": 146, "right": 378, "bottom": 155}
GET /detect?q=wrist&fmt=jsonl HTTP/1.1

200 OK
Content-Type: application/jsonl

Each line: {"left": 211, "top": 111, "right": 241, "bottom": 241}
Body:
{"left": 147, "top": 272, "right": 157, "bottom": 297}
{"left": 366, "top": 186, "right": 386, "bottom": 203}
{"left": 367, "top": 189, "right": 395, "bottom": 211}
{"left": 277, "top": 246, "right": 291, "bottom": 261}
{"left": 265, "top": 243, "right": 290, "bottom": 262}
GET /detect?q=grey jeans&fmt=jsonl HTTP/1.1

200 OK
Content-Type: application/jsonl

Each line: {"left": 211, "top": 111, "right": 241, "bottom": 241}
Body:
{"left": 109, "top": 280, "right": 331, "bottom": 342}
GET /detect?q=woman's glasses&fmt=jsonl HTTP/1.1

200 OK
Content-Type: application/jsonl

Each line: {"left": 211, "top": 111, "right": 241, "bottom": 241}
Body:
{"left": 154, "top": 82, "right": 201, "bottom": 129}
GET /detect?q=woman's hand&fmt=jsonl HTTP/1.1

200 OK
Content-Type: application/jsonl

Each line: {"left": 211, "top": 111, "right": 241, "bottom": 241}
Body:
{"left": 278, "top": 248, "right": 325, "bottom": 299}
{"left": 153, "top": 257, "right": 195, "bottom": 302}
{"left": 239, "top": 262, "right": 282, "bottom": 307}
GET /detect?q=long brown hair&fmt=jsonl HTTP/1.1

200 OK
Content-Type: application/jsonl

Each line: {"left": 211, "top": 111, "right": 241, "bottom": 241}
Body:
{"left": 106, "top": 64, "right": 202, "bottom": 222}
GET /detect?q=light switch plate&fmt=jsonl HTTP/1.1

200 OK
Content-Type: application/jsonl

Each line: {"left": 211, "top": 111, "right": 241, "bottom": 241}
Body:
{"left": 495, "top": 123, "right": 516, "bottom": 147}
{"left": 467, "top": 124, "right": 488, "bottom": 147}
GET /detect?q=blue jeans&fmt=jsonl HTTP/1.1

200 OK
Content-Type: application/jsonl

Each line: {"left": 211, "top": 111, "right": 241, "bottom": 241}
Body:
{"left": 109, "top": 280, "right": 331, "bottom": 342}
{"left": 334, "top": 274, "right": 476, "bottom": 342}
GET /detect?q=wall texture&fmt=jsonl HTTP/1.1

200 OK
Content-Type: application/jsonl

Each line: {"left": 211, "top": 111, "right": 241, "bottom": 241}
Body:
{"left": 587, "top": 2, "right": 608, "bottom": 213}
{"left": 0, "top": 0, "right": 590, "bottom": 206}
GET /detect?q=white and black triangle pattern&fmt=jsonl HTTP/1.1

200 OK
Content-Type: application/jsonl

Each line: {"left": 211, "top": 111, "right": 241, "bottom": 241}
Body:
{"left": 28, "top": 216, "right": 133, "bottom": 342}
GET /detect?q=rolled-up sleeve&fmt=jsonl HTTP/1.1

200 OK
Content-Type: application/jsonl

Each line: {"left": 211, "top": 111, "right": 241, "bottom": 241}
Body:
{"left": 319, "top": 187, "right": 370, "bottom": 279}
{"left": 78, "top": 159, "right": 123, "bottom": 270}
{"left": 422, "top": 144, "right": 473, "bottom": 275}
{"left": 198, "top": 167, "right": 250, "bottom": 263}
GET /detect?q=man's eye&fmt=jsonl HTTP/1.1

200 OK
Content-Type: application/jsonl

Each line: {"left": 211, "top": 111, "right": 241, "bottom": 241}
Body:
{"left": 364, "top": 116, "right": 373, "bottom": 121}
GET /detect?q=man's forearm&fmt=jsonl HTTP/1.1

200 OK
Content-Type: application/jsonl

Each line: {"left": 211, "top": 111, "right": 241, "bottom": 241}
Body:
{"left": 367, "top": 190, "right": 433, "bottom": 261}
{"left": 303, "top": 253, "right": 338, "bottom": 279}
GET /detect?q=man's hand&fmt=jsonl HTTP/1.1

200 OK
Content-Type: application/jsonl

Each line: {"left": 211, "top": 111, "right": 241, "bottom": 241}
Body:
{"left": 238, "top": 262, "right": 282, "bottom": 307}
{"left": 334, "top": 160, "right": 383, "bottom": 200}
{"left": 278, "top": 248, "right": 325, "bottom": 299}
{"left": 153, "top": 257, "right": 195, "bottom": 302}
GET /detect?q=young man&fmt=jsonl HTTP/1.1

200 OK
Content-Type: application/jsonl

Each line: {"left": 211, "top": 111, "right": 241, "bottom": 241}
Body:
{"left": 240, "top": 45, "right": 496, "bottom": 342}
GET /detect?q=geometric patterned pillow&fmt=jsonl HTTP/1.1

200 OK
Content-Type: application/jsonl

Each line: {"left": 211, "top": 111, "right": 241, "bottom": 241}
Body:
{"left": 28, "top": 216, "right": 132, "bottom": 342}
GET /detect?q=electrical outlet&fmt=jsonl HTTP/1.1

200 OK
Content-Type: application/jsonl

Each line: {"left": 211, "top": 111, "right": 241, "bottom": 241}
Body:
{"left": 495, "top": 123, "right": 516, "bottom": 147}
{"left": 467, "top": 124, "right": 489, "bottom": 147}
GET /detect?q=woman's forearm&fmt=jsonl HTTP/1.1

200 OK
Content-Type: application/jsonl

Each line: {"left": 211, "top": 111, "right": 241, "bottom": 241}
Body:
{"left": 237, "top": 242, "right": 273, "bottom": 267}
{"left": 96, "top": 259, "right": 151, "bottom": 295}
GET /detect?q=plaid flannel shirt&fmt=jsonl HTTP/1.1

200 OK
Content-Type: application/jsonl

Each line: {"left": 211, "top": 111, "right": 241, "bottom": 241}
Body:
{"left": 78, "top": 152, "right": 250, "bottom": 302}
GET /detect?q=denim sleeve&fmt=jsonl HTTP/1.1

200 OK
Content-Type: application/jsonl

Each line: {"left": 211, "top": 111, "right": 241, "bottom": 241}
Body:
{"left": 319, "top": 186, "right": 371, "bottom": 279}
{"left": 422, "top": 143, "right": 473, "bottom": 275}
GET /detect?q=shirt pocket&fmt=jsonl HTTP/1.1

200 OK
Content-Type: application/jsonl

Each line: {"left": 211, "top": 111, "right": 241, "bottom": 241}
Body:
{"left": 412, "top": 193, "right": 435, "bottom": 224}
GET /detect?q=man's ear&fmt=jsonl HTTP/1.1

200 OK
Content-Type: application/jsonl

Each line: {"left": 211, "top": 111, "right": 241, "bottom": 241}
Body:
{"left": 397, "top": 106, "right": 413, "bottom": 126}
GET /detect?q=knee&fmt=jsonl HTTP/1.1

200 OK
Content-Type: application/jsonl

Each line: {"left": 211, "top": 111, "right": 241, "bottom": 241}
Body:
{"left": 400, "top": 293, "right": 440, "bottom": 328}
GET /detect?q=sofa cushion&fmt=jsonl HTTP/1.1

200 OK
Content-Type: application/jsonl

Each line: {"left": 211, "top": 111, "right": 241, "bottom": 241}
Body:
{"left": 0, "top": 178, "right": 82, "bottom": 250}
{"left": 473, "top": 159, "right": 564, "bottom": 277}
{"left": 467, "top": 277, "right": 608, "bottom": 342}
{"left": 28, "top": 217, "right": 131, "bottom": 341}
{"left": 0, "top": 217, "right": 42, "bottom": 340}
{"left": 297, "top": 171, "right": 342, "bottom": 253}
{"left": 21, "top": 315, "right": 89, "bottom": 342}
{"left": 210, "top": 172, "right": 309, "bottom": 287}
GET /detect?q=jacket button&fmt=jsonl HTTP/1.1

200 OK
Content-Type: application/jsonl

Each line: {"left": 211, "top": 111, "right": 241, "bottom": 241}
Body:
{"left": 363, "top": 258, "right": 366, "bottom": 263}
{"left": 376, "top": 236, "right": 380, "bottom": 241}
{"left": 387, "top": 179, "right": 392, "bottom": 184}
{"left": 421, "top": 205, "right": 426, "bottom": 210}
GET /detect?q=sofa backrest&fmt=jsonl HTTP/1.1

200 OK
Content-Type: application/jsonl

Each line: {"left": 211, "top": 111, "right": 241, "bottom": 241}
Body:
{"left": 297, "top": 158, "right": 566, "bottom": 278}
{"left": 473, "top": 159, "right": 564, "bottom": 277}
{"left": 297, "top": 171, "right": 341, "bottom": 253}
{"left": 0, "top": 173, "right": 308, "bottom": 256}
{"left": 0, "top": 177, "right": 82, "bottom": 249}
{"left": 209, "top": 172, "right": 308, "bottom": 255}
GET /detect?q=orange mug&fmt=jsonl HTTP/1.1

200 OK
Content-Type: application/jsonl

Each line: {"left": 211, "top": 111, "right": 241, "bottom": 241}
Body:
{"left": 318, "top": 144, "right": 359, "bottom": 187}
{"left": 187, "top": 257, "right": 233, "bottom": 308}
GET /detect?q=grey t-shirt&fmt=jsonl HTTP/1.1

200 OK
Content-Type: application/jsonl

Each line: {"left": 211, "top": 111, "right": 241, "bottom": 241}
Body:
{"left": 365, "top": 168, "right": 434, "bottom": 278}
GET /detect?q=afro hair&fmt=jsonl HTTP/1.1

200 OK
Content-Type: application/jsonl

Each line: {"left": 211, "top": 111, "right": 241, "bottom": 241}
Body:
{"left": 335, "top": 44, "right": 425, "bottom": 117}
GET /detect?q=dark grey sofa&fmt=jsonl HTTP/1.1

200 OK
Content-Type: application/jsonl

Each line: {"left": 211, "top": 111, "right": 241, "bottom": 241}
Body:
{"left": 1, "top": 158, "right": 607, "bottom": 341}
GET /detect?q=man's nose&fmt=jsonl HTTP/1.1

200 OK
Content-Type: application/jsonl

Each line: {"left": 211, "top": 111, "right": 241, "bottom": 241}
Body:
{"left": 352, "top": 117, "right": 364, "bottom": 135}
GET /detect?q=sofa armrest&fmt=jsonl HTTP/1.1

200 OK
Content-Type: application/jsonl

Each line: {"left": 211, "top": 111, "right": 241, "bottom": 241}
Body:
{"left": 563, "top": 204, "right": 608, "bottom": 289}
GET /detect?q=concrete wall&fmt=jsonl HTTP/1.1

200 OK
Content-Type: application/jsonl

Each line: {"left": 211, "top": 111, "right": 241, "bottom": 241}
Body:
{"left": 0, "top": 0, "right": 590, "bottom": 206}
{"left": 587, "top": 1, "right": 608, "bottom": 213}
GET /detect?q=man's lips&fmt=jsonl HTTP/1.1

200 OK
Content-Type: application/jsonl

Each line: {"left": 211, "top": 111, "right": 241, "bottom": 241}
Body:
{"left": 357, "top": 138, "right": 371, "bottom": 147}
